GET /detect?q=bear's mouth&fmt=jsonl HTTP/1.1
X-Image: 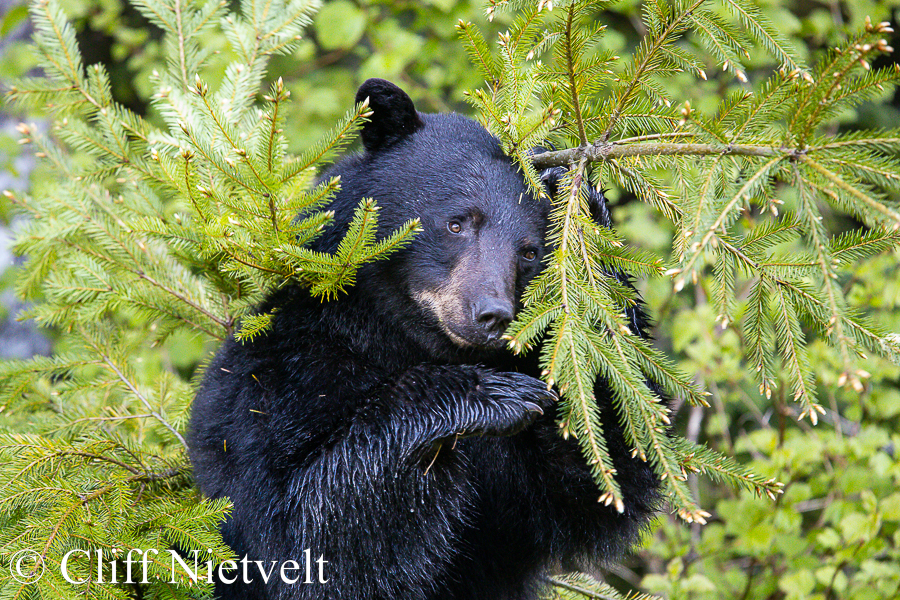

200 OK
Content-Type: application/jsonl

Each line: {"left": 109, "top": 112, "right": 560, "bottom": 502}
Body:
{"left": 442, "top": 327, "right": 478, "bottom": 348}
{"left": 412, "top": 289, "right": 509, "bottom": 350}
{"left": 441, "top": 325, "right": 507, "bottom": 350}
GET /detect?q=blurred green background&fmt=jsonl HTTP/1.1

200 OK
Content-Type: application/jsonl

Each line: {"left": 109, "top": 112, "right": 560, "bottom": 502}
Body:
{"left": 2, "top": 0, "right": 900, "bottom": 598}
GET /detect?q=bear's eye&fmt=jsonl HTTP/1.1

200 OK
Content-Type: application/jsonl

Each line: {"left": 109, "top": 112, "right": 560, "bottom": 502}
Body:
{"left": 522, "top": 250, "right": 537, "bottom": 262}
{"left": 447, "top": 221, "right": 463, "bottom": 234}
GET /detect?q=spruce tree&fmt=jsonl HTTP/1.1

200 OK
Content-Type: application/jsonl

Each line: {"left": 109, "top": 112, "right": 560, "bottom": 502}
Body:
{"left": 1, "top": 0, "right": 898, "bottom": 598}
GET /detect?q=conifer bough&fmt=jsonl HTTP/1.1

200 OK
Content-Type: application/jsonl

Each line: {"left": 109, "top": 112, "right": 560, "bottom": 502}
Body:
{"left": 462, "top": 0, "right": 900, "bottom": 525}
{"left": 0, "top": 0, "right": 899, "bottom": 597}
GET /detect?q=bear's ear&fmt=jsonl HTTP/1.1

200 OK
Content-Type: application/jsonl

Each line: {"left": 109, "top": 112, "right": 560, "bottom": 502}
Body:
{"left": 539, "top": 164, "right": 612, "bottom": 228}
{"left": 356, "top": 78, "right": 424, "bottom": 152}
{"left": 586, "top": 185, "right": 612, "bottom": 228}
{"left": 538, "top": 165, "right": 566, "bottom": 200}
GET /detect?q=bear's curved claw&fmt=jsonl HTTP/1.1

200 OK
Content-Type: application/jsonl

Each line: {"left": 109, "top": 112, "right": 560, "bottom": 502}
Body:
{"left": 447, "top": 371, "right": 556, "bottom": 438}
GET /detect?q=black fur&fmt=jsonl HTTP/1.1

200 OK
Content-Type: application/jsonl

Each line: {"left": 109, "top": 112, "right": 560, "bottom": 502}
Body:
{"left": 188, "top": 79, "right": 659, "bottom": 600}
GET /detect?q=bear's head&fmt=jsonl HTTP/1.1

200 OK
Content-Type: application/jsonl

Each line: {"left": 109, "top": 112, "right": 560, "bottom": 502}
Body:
{"left": 317, "top": 79, "right": 593, "bottom": 359}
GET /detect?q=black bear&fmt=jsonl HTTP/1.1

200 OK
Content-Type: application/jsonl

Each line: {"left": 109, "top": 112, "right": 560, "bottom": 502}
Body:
{"left": 188, "top": 78, "right": 659, "bottom": 600}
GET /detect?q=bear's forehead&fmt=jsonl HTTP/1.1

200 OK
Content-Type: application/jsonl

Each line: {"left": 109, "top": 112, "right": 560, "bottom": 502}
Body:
{"left": 409, "top": 159, "right": 542, "bottom": 215}
{"left": 365, "top": 113, "right": 550, "bottom": 228}
{"left": 410, "top": 123, "right": 537, "bottom": 195}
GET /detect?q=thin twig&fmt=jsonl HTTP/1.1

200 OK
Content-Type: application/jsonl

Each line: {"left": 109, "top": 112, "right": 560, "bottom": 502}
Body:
{"left": 531, "top": 141, "right": 782, "bottom": 169}
{"left": 82, "top": 333, "right": 189, "bottom": 451}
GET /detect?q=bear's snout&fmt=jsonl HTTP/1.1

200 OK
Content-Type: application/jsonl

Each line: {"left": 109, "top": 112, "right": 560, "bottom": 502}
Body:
{"left": 472, "top": 297, "right": 514, "bottom": 340}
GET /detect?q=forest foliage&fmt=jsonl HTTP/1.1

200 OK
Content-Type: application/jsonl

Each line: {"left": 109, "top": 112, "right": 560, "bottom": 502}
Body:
{"left": 1, "top": 0, "right": 899, "bottom": 598}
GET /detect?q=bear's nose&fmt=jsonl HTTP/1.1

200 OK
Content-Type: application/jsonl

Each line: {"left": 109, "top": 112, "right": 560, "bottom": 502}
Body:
{"left": 473, "top": 298, "right": 514, "bottom": 338}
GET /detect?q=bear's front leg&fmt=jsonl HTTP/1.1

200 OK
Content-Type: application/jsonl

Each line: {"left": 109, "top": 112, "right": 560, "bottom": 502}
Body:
{"left": 252, "top": 365, "right": 553, "bottom": 600}
{"left": 376, "top": 365, "right": 554, "bottom": 457}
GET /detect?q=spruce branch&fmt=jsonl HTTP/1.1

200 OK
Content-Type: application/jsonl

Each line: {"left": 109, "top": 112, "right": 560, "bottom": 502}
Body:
{"left": 797, "top": 154, "right": 900, "bottom": 227}
{"left": 601, "top": 0, "right": 705, "bottom": 142}
{"left": 793, "top": 166, "right": 856, "bottom": 390}
{"left": 80, "top": 331, "right": 188, "bottom": 450}
{"left": 531, "top": 141, "right": 785, "bottom": 169}
{"left": 471, "top": 1, "right": 900, "bottom": 526}
{"left": 675, "top": 155, "right": 785, "bottom": 290}
{"left": 173, "top": 0, "right": 191, "bottom": 90}
{"left": 563, "top": 1, "right": 588, "bottom": 145}
{"left": 673, "top": 438, "right": 784, "bottom": 499}
{"left": 544, "top": 572, "right": 663, "bottom": 600}
{"left": 722, "top": 0, "right": 801, "bottom": 73}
